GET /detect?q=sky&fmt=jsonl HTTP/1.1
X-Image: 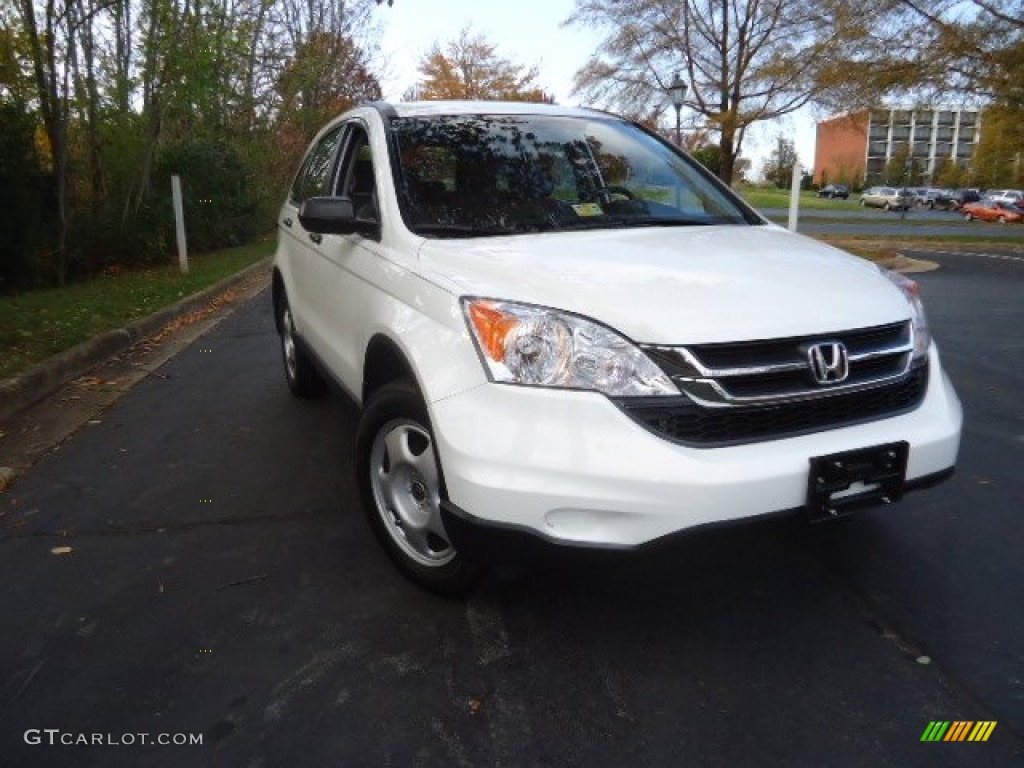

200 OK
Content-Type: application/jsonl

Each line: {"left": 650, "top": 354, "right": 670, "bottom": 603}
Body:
{"left": 371, "top": 0, "right": 819, "bottom": 177}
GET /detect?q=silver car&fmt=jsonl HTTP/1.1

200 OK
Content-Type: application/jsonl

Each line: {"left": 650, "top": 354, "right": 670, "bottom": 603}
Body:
{"left": 859, "top": 186, "right": 914, "bottom": 211}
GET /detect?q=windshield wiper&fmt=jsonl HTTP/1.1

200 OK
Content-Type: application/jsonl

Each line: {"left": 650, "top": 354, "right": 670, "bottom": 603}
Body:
{"left": 552, "top": 216, "right": 733, "bottom": 231}
{"left": 611, "top": 216, "right": 733, "bottom": 227}
{"left": 412, "top": 224, "right": 519, "bottom": 238}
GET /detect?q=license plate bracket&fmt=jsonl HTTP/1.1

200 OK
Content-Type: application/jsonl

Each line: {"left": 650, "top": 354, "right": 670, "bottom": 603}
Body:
{"left": 806, "top": 441, "right": 908, "bottom": 523}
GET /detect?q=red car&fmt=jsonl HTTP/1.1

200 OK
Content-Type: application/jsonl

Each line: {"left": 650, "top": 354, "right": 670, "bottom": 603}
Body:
{"left": 962, "top": 199, "right": 1024, "bottom": 223}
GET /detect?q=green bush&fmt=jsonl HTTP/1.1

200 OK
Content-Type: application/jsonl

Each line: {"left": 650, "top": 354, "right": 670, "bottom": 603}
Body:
{"left": 154, "top": 140, "right": 262, "bottom": 253}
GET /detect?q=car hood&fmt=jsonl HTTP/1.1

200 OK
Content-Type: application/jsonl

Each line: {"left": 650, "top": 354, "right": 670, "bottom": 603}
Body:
{"left": 416, "top": 224, "right": 912, "bottom": 344}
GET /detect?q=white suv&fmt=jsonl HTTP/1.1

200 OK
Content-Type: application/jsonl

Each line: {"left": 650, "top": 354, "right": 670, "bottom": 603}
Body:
{"left": 272, "top": 102, "right": 961, "bottom": 594}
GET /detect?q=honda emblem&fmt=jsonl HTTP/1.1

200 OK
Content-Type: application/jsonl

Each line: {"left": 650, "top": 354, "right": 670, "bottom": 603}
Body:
{"left": 807, "top": 341, "right": 849, "bottom": 385}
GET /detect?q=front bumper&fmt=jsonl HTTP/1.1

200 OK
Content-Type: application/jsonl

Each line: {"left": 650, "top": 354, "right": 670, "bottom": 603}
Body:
{"left": 430, "top": 346, "right": 961, "bottom": 549}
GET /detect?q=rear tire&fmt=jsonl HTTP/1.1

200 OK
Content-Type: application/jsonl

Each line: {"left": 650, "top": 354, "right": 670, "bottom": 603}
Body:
{"left": 356, "top": 380, "right": 481, "bottom": 596}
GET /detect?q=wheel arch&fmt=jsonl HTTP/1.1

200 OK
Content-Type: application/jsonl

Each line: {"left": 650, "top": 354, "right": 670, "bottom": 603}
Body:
{"left": 362, "top": 333, "right": 421, "bottom": 405}
{"left": 272, "top": 268, "right": 286, "bottom": 334}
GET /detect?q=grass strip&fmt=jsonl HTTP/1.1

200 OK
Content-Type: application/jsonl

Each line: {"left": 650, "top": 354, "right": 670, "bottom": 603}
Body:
{"left": 0, "top": 239, "right": 273, "bottom": 381}
{"left": 736, "top": 186, "right": 856, "bottom": 211}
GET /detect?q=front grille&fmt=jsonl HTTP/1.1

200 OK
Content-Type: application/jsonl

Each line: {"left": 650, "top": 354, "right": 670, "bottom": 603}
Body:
{"left": 617, "top": 363, "right": 928, "bottom": 447}
{"left": 643, "top": 321, "right": 914, "bottom": 405}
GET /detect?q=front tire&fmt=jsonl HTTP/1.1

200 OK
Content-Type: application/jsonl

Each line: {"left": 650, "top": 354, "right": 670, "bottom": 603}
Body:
{"left": 356, "top": 381, "right": 480, "bottom": 596}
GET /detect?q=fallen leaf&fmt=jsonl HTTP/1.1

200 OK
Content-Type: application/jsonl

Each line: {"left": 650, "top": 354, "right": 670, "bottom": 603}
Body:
{"left": 51, "top": 546, "right": 73, "bottom": 555}
{"left": 468, "top": 697, "right": 484, "bottom": 715}
{"left": 0, "top": 467, "right": 16, "bottom": 492}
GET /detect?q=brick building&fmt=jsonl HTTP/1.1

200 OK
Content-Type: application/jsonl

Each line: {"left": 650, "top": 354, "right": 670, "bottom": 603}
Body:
{"left": 814, "top": 107, "right": 982, "bottom": 186}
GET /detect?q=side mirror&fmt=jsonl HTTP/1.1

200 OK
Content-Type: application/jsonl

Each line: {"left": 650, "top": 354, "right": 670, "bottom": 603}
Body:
{"left": 298, "top": 197, "right": 379, "bottom": 237}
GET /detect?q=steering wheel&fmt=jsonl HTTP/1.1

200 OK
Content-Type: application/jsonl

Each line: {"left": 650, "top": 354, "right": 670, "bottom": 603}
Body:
{"left": 585, "top": 185, "right": 636, "bottom": 202}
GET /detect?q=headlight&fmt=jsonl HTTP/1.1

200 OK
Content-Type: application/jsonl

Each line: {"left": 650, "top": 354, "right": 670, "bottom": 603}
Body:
{"left": 462, "top": 298, "right": 679, "bottom": 397}
{"left": 879, "top": 267, "right": 930, "bottom": 359}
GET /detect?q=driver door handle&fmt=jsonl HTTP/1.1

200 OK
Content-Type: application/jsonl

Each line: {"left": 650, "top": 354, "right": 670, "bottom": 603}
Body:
{"left": 308, "top": 233, "right": 322, "bottom": 245}
{"left": 283, "top": 217, "right": 293, "bottom": 228}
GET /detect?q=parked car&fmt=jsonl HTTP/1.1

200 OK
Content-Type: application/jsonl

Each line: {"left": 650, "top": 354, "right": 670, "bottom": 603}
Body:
{"left": 987, "top": 189, "right": 1023, "bottom": 206}
{"left": 909, "top": 188, "right": 929, "bottom": 205}
{"left": 962, "top": 198, "right": 1024, "bottom": 223}
{"left": 949, "top": 188, "right": 982, "bottom": 209}
{"left": 859, "top": 186, "right": 914, "bottom": 211}
{"left": 273, "top": 101, "right": 961, "bottom": 593}
{"left": 917, "top": 188, "right": 956, "bottom": 210}
{"left": 817, "top": 184, "right": 849, "bottom": 199}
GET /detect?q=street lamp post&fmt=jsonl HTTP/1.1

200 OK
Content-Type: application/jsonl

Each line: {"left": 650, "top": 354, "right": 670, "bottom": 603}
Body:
{"left": 669, "top": 72, "right": 687, "bottom": 148}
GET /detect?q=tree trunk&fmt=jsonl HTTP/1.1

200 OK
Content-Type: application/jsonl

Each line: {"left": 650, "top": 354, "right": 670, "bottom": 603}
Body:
{"left": 113, "top": 0, "right": 132, "bottom": 113}
{"left": 19, "top": 0, "right": 69, "bottom": 283}
{"left": 718, "top": 131, "right": 736, "bottom": 186}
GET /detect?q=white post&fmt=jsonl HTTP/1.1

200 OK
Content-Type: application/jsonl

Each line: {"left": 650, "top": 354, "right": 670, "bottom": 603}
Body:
{"left": 787, "top": 162, "right": 801, "bottom": 233}
{"left": 171, "top": 174, "right": 188, "bottom": 275}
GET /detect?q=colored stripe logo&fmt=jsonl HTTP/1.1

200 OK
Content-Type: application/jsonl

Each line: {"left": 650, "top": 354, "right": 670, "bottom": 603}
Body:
{"left": 921, "top": 721, "right": 997, "bottom": 742}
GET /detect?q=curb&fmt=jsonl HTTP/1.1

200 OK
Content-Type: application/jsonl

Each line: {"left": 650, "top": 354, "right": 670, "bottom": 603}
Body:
{"left": 0, "top": 257, "right": 272, "bottom": 423}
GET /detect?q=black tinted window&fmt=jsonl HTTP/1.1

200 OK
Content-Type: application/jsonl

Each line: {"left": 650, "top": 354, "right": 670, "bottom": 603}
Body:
{"left": 291, "top": 126, "right": 344, "bottom": 204}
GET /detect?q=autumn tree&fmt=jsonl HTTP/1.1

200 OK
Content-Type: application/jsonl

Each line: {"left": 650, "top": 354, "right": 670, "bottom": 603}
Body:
{"left": 276, "top": 31, "right": 381, "bottom": 146}
{"left": 0, "top": 0, "right": 382, "bottom": 289}
{"left": 412, "top": 27, "right": 553, "bottom": 102}
{"left": 811, "top": 1, "right": 1024, "bottom": 114}
{"left": 762, "top": 135, "right": 800, "bottom": 189}
{"left": 567, "top": 0, "right": 843, "bottom": 184}
{"left": 891, "top": 1, "right": 1023, "bottom": 103}
{"left": 880, "top": 144, "right": 926, "bottom": 186}
{"left": 971, "top": 106, "right": 1024, "bottom": 188}
{"left": 932, "top": 156, "right": 966, "bottom": 188}
{"left": 885, "top": 2, "right": 1024, "bottom": 187}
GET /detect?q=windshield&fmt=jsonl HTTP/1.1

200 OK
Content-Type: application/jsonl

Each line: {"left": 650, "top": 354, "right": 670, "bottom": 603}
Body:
{"left": 389, "top": 113, "right": 760, "bottom": 238}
